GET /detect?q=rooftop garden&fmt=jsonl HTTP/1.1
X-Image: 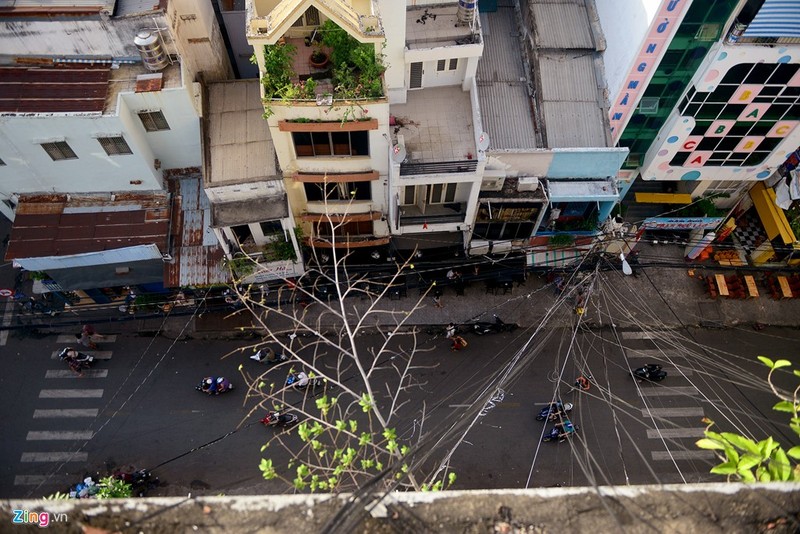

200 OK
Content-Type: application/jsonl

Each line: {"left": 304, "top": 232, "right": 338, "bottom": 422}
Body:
{"left": 257, "top": 20, "right": 386, "bottom": 118}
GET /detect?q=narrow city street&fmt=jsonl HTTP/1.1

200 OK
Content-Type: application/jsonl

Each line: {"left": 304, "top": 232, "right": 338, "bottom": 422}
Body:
{"left": 0, "top": 320, "right": 793, "bottom": 498}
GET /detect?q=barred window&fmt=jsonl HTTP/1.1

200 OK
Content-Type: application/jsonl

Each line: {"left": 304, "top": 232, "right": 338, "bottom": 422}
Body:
{"left": 41, "top": 141, "right": 77, "bottom": 161}
{"left": 97, "top": 136, "right": 133, "bottom": 156}
{"left": 138, "top": 111, "right": 170, "bottom": 132}
{"left": 448, "top": 58, "right": 458, "bottom": 70}
{"left": 436, "top": 59, "right": 446, "bottom": 72}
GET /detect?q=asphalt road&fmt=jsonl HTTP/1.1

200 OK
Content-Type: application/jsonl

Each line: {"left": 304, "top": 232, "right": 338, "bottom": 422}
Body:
{"left": 0, "top": 322, "right": 794, "bottom": 498}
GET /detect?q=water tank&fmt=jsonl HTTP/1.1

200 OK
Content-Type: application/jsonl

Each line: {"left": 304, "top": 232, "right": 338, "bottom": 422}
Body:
{"left": 134, "top": 30, "right": 169, "bottom": 72}
{"left": 456, "top": 0, "right": 477, "bottom": 26}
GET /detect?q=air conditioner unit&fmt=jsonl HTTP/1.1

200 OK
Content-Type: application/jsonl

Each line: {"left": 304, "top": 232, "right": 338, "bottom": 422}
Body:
{"left": 481, "top": 177, "right": 504, "bottom": 191}
{"left": 517, "top": 177, "right": 539, "bottom": 192}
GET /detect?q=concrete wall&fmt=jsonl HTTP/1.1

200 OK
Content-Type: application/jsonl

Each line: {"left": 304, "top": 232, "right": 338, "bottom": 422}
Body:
{"left": 595, "top": 0, "right": 661, "bottom": 104}
{"left": 220, "top": 10, "right": 260, "bottom": 78}
{"left": 0, "top": 114, "right": 162, "bottom": 195}
{"left": 167, "top": 0, "right": 234, "bottom": 82}
{"left": 380, "top": 0, "right": 407, "bottom": 103}
{"left": 120, "top": 84, "right": 203, "bottom": 170}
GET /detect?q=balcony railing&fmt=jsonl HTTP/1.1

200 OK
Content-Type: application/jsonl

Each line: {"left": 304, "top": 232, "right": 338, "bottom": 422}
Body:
{"left": 400, "top": 160, "right": 477, "bottom": 176}
{"left": 399, "top": 203, "right": 466, "bottom": 226}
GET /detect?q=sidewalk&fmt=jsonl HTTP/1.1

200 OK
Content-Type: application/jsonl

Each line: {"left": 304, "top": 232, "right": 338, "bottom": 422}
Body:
{"left": 3, "top": 198, "right": 800, "bottom": 340}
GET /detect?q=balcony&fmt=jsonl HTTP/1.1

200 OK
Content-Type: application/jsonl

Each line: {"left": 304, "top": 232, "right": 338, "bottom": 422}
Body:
{"left": 406, "top": 4, "right": 481, "bottom": 49}
{"left": 391, "top": 86, "right": 478, "bottom": 175}
{"left": 307, "top": 235, "right": 390, "bottom": 248}
{"left": 399, "top": 202, "right": 466, "bottom": 226}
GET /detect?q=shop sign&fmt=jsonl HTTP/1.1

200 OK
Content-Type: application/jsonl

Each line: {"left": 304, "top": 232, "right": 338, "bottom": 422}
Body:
{"left": 642, "top": 217, "right": 722, "bottom": 230}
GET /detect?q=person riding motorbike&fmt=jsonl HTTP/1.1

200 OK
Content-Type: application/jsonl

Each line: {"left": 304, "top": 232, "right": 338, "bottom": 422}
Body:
{"left": 553, "top": 420, "right": 576, "bottom": 441}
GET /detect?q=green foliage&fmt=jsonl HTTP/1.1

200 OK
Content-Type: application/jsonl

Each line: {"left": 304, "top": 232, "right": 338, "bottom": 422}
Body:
{"left": 549, "top": 234, "right": 575, "bottom": 247}
{"left": 321, "top": 19, "right": 385, "bottom": 100}
{"left": 225, "top": 254, "right": 257, "bottom": 277}
{"left": 697, "top": 356, "right": 800, "bottom": 482}
{"left": 262, "top": 236, "right": 297, "bottom": 262}
{"left": 43, "top": 491, "right": 70, "bottom": 500}
{"left": 96, "top": 476, "right": 133, "bottom": 499}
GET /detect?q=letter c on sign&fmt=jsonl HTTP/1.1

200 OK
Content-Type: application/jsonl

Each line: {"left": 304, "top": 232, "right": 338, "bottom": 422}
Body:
{"left": 683, "top": 141, "right": 696, "bottom": 150}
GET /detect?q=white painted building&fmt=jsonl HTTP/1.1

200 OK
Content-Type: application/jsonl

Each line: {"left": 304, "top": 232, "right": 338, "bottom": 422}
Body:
{"left": 0, "top": 0, "right": 233, "bottom": 221}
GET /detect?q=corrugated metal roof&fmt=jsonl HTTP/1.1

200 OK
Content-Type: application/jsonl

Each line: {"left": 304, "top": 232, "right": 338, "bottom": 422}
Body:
{"left": 475, "top": 8, "right": 538, "bottom": 150}
{"left": 114, "top": 0, "right": 166, "bottom": 17}
{"left": 0, "top": 0, "right": 115, "bottom": 14}
{"left": 0, "top": 65, "right": 111, "bottom": 114}
{"left": 538, "top": 53, "right": 597, "bottom": 102}
{"left": 531, "top": 1, "right": 594, "bottom": 49}
{"left": 165, "top": 174, "right": 228, "bottom": 288}
{"left": 541, "top": 101, "right": 607, "bottom": 148}
{"left": 5, "top": 192, "right": 170, "bottom": 261}
{"left": 206, "top": 79, "right": 278, "bottom": 185}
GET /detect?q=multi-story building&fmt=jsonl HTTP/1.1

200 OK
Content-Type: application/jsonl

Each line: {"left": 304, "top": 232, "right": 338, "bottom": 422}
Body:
{"left": 242, "top": 0, "right": 628, "bottom": 273}
{"left": 602, "top": 0, "right": 800, "bottom": 263}
{"left": 0, "top": 0, "right": 234, "bottom": 297}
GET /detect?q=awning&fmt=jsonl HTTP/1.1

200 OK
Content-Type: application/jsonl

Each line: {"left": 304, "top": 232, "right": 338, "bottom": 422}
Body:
{"left": 547, "top": 179, "right": 618, "bottom": 203}
{"left": 393, "top": 232, "right": 464, "bottom": 250}
{"left": 750, "top": 182, "right": 796, "bottom": 245}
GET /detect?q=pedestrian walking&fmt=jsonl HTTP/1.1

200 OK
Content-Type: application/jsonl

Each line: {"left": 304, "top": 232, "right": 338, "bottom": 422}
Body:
{"left": 450, "top": 335, "right": 468, "bottom": 351}
{"left": 433, "top": 288, "right": 444, "bottom": 309}
{"left": 76, "top": 327, "right": 98, "bottom": 350}
{"left": 446, "top": 323, "right": 456, "bottom": 339}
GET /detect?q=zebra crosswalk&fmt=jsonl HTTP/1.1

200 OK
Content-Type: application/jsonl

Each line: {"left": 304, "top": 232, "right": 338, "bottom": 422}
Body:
{"left": 621, "top": 330, "right": 710, "bottom": 465}
{"left": 14, "top": 331, "right": 118, "bottom": 491}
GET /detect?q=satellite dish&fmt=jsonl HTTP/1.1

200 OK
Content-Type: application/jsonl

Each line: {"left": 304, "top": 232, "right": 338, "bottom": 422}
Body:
{"left": 477, "top": 132, "right": 490, "bottom": 151}
{"left": 391, "top": 143, "right": 407, "bottom": 163}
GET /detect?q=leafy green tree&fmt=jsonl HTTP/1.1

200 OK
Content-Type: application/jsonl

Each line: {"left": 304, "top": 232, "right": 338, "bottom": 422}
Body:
{"left": 697, "top": 356, "right": 800, "bottom": 482}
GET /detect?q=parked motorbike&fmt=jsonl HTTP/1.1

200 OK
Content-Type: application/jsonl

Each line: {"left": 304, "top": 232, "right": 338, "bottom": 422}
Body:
{"left": 542, "top": 419, "right": 577, "bottom": 442}
{"left": 196, "top": 376, "right": 234, "bottom": 395}
{"left": 472, "top": 314, "right": 519, "bottom": 336}
{"left": 113, "top": 469, "right": 159, "bottom": 497}
{"left": 260, "top": 411, "right": 300, "bottom": 429}
{"left": 535, "top": 402, "right": 574, "bottom": 421}
{"left": 632, "top": 363, "right": 667, "bottom": 382}
{"left": 286, "top": 372, "right": 325, "bottom": 390}
{"left": 250, "top": 349, "right": 289, "bottom": 365}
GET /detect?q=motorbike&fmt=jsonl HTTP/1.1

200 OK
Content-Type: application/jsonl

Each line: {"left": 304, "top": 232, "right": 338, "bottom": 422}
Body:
{"left": 542, "top": 419, "right": 577, "bottom": 442}
{"left": 286, "top": 372, "right": 325, "bottom": 390}
{"left": 535, "top": 402, "right": 574, "bottom": 421}
{"left": 472, "top": 314, "right": 519, "bottom": 336}
{"left": 260, "top": 411, "right": 299, "bottom": 429}
{"left": 113, "top": 469, "right": 159, "bottom": 497}
{"left": 196, "top": 376, "right": 234, "bottom": 395}
{"left": 632, "top": 363, "right": 667, "bottom": 382}
{"left": 59, "top": 348, "right": 94, "bottom": 370}
{"left": 250, "top": 349, "right": 289, "bottom": 365}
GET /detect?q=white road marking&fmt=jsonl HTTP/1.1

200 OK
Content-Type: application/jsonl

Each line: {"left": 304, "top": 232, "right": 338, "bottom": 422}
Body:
{"left": 33, "top": 409, "right": 98, "bottom": 418}
{"left": 27, "top": 430, "right": 95, "bottom": 440}
{"left": 621, "top": 331, "right": 661, "bottom": 339}
{"left": 14, "top": 475, "right": 73, "bottom": 486}
{"left": 0, "top": 300, "right": 12, "bottom": 346}
{"left": 651, "top": 450, "right": 715, "bottom": 461}
{"left": 21, "top": 452, "right": 88, "bottom": 462}
{"left": 642, "top": 407, "right": 704, "bottom": 418}
{"left": 45, "top": 369, "right": 108, "bottom": 379}
{"left": 51, "top": 350, "right": 112, "bottom": 360}
{"left": 640, "top": 387, "right": 700, "bottom": 397}
{"left": 39, "top": 389, "right": 103, "bottom": 399}
{"left": 626, "top": 349, "right": 680, "bottom": 359}
{"left": 56, "top": 334, "right": 116, "bottom": 343}
{"left": 647, "top": 428, "right": 706, "bottom": 439}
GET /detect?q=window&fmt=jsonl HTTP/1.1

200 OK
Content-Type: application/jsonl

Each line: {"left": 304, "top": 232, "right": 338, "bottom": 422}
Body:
{"left": 426, "top": 183, "right": 456, "bottom": 204}
{"left": 291, "top": 5, "right": 319, "bottom": 27}
{"left": 436, "top": 59, "right": 446, "bottom": 72}
{"left": 401, "top": 186, "right": 416, "bottom": 205}
{"left": 292, "top": 131, "right": 369, "bottom": 157}
{"left": 304, "top": 181, "right": 371, "bottom": 202}
{"left": 314, "top": 220, "right": 372, "bottom": 237}
{"left": 448, "top": 58, "right": 458, "bottom": 71}
{"left": 97, "top": 136, "right": 133, "bottom": 156}
{"left": 41, "top": 141, "right": 77, "bottom": 161}
{"left": 138, "top": 111, "right": 170, "bottom": 132}
{"left": 259, "top": 220, "right": 283, "bottom": 237}
{"left": 436, "top": 59, "right": 458, "bottom": 72}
